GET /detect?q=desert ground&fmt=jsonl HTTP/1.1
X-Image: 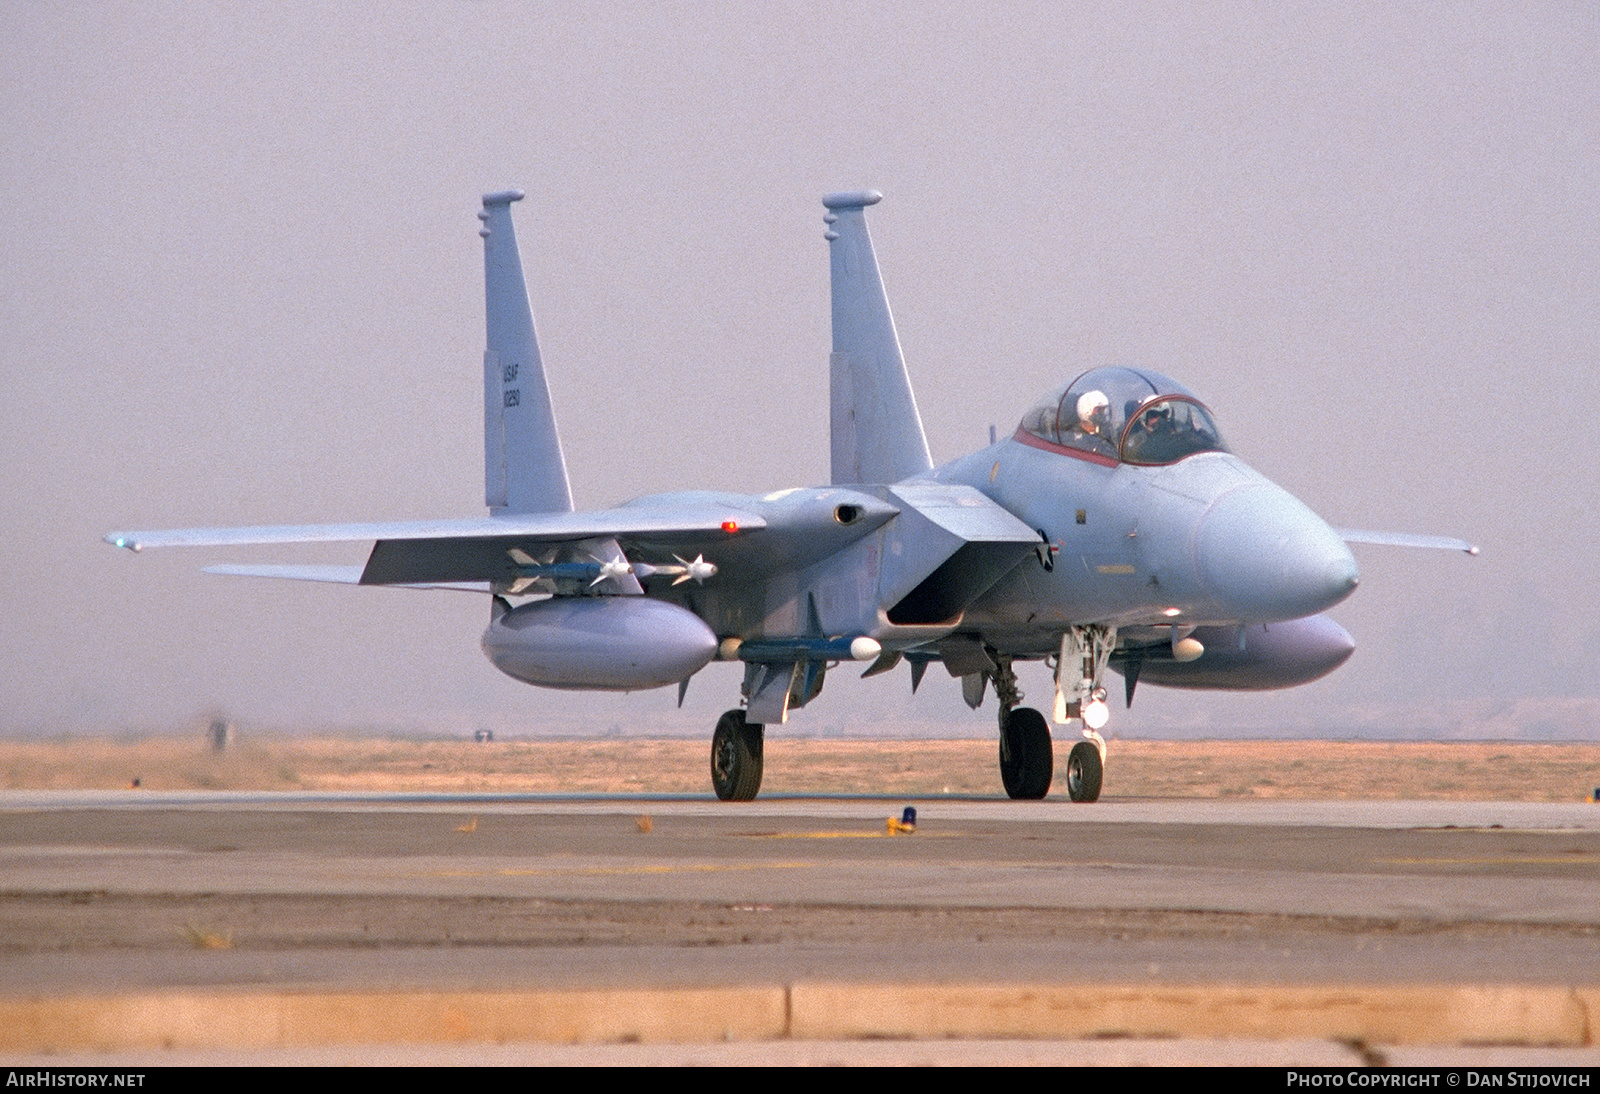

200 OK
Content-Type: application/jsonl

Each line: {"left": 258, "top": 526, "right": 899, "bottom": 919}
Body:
{"left": 2, "top": 734, "right": 1596, "bottom": 801}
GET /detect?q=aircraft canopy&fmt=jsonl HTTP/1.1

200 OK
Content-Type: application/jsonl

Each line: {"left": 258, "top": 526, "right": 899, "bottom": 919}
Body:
{"left": 1019, "top": 366, "right": 1229, "bottom": 465}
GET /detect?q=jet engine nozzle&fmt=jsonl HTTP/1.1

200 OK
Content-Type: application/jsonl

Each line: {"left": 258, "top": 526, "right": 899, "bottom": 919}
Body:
{"left": 1195, "top": 484, "right": 1359, "bottom": 622}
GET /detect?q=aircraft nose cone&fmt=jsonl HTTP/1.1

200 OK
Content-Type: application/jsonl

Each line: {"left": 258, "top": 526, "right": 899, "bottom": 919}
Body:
{"left": 1195, "top": 484, "right": 1359, "bottom": 622}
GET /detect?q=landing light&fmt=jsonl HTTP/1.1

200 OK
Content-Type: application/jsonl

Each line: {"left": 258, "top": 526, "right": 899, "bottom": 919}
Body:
{"left": 849, "top": 636, "right": 882, "bottom": 661}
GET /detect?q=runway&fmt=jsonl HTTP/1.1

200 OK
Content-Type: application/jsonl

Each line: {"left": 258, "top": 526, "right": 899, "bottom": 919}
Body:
{"left": 4, "top": 791, "right": 1599, "bottom": 1062}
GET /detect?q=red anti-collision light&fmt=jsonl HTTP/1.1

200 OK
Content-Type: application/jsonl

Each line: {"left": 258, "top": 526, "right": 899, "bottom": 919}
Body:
{"left": 721, "top": 521, "right": 739, "bottom": 534}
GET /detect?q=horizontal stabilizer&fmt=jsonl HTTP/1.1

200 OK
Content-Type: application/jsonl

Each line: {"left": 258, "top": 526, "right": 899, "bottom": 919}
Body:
{"left": 203, "top": 564, "right": 491, "bottom": 594}
{"left": 1336, "top": 528, "right": 1479, "bottom": 555}
{"left": 206, "top": 564, "right": 364, "bottom": 584}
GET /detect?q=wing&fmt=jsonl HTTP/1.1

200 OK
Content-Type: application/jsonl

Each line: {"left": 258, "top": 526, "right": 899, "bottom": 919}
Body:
{"left": 108, "top": 502, "right": 767, "bottom": 587}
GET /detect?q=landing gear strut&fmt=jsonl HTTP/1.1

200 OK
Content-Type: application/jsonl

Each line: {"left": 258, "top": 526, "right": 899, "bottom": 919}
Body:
{"left": 1050, "top": 626, "right": 1114, "bottom": 803}
{"left": 711, "top": 709, "right": 764, "bottom": 801}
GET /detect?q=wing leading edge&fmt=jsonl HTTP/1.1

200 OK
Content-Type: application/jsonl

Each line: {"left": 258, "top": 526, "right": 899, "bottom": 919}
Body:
{"left": 107, "top": 503, "right": 767, "bottom": 586}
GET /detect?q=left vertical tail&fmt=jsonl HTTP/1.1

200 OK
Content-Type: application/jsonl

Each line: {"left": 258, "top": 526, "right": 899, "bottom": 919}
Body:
{"left": 479, "top": 191, "right": 574, "bottom": 515}
{"left": 823, "top": 190, "right": 933, "bottom": 486}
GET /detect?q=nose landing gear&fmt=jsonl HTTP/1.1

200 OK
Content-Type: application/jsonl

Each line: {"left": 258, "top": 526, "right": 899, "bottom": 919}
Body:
{"left": 1064, "top": 738, "right": 1103, "bottom": 803}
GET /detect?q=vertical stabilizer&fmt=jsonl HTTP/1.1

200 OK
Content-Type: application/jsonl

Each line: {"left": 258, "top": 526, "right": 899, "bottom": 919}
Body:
{"left": 823, "top": 190, "right": 933, "bottom": 486}
{"left": 479, "top": 191, "right": 574, "bottom": 515}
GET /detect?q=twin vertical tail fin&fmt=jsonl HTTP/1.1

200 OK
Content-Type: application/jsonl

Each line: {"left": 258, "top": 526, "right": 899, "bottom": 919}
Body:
{"left": 478, "top": 188, "right": 928, "bottom": 509}
{"left": 823, "top": 190, "right": 933, "bottom": 486}
{"left": 479, "top": 191, "right": 574, "bottom": 516}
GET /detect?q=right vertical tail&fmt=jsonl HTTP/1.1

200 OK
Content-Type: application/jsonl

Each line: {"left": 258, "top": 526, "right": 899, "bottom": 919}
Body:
{"left": 823, "top": 190, "right": 933, "bottom": 486}
{"left": 479, "top": 191, "right": 574, "bottom": 515}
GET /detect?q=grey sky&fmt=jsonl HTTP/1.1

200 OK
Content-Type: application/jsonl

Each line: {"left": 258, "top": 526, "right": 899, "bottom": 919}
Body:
{"left": 3, "top": 2, "right": 1595, "bottom": 739}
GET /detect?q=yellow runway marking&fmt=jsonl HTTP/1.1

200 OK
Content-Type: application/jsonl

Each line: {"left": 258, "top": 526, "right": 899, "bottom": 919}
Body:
{"left": 423, "top": 861, "right": 813, "bottom": 879}
{"left": 746, "top": 831, "right": 892, "bottom": 840}
{"left": 739, "top": 830, "right": 959, "bottom": 840}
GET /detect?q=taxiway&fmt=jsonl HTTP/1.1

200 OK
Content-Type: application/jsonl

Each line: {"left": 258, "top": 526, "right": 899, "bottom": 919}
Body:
{"left": 3, "top": 792, "right": 1598, "bottom": 1060}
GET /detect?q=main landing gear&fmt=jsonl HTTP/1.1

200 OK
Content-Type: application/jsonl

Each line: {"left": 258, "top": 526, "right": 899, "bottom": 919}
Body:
{"left": 993, "top": 655, "right": 1103, "bottom": 802}
{"left": 711, "top": 709, "right": 764, "bottom": 801}
{"left": 993, "top": 657, "right": 1052, "bottom": 800}
{"left": 999, "top": 706, "right": 1052, "bottom": 799}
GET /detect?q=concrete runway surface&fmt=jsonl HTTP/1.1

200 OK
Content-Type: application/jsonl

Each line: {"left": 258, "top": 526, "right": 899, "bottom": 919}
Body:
{"left": 3, "top": 791, "right": 1599, "bottom": 1065}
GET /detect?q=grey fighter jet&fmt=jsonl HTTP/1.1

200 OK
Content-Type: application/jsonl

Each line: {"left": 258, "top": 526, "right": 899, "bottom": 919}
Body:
{"left": 106, "top": 190, "right": 1475, "bottom": 802}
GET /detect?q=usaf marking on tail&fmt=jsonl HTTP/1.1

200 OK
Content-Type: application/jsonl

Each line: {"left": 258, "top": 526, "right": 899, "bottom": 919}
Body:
{"left": 107, "top": 190, "right": 1475, "bottom": 802}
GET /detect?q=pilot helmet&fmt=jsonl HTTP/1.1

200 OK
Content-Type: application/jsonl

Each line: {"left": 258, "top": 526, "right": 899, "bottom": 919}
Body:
{"left": 1137, "top": 396, "right": 1170, "bottom": 424}
{"left": 1076, "top": 390, "right": 1110, "bottom": 424}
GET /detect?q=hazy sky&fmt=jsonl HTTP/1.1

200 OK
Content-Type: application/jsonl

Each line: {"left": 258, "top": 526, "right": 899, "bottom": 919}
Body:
{"left": 3, "top": 2, "right": 1596, "bottom": 739}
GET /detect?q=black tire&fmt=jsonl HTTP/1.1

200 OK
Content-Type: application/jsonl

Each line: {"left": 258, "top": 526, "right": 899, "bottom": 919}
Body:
{"left": 1065, "top": 739, "right": 1103, "bottom": 803}
{"left": 999, "top": 707, "right": 1053, "bottom": 800}
{"left": 711, "top": 709, "right": 764, "bottom": 801}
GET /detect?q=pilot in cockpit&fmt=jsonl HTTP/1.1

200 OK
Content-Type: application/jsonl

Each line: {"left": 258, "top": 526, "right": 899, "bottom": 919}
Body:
{"left": 1071, "top": 390, "right": 1116, "bottom": 456}
{"left": 1124, "top": 397, "right": 1202, "bottom": 464}
{"left": 1124, "top": 399, "right": 1171, "bottom": 456}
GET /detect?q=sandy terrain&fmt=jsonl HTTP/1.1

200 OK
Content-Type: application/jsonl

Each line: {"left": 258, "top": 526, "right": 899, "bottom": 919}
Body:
{"left": 2, "top": 735, "right": 1597, "bottom": 800}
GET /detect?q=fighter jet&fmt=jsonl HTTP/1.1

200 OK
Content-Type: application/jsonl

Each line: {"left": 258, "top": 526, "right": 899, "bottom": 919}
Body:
{"left": 106, "top": 190, "right": 1475, "bottom": 802}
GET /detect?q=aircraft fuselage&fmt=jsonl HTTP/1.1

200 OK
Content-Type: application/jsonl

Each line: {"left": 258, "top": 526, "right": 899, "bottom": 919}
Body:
{"left": 624, "top": 423, "right": 1358, "bottom": 676}
{"left": 943, "top": 439, "right": 1359, "bottom": 641}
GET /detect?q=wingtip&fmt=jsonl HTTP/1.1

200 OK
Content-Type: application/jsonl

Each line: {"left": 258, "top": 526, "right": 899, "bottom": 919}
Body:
{"left": 104, "top": 533, "right": 140, "bottom": 552}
